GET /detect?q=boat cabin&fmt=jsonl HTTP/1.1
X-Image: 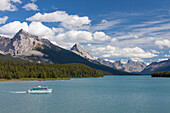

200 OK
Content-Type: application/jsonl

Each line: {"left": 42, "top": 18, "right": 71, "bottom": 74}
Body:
{"left": 32, "top": 86, "right": 48, "bottom": 90}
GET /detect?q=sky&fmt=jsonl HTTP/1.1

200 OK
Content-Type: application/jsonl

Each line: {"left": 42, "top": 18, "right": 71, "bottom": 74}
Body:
{"left": 0, "top": 0, "right": 170, "bottom": 64}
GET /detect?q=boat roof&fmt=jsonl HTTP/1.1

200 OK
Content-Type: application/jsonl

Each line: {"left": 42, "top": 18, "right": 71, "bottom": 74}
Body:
{"left": 32, "top": 86, "right": 48, "bottom": 89}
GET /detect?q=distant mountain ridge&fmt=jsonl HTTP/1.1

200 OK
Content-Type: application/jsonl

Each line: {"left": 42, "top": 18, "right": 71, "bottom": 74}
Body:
{"left": 70, "top": 44, "right": 147, "bottom": 73}
{"left": 141, "top": 59, "right": 170, "bottom": 74}
{"left": 0, "top": 29, "right": 131, "bottom": 75}
{"left": 97, "top": 58, "right": 146, "bottom": 73}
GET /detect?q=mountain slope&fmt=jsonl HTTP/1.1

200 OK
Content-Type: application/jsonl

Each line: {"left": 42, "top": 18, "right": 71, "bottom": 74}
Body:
{"left": 141, "top": 59, "right": 170, "bottom": 74}
{"left": 71, "top": 43, "right": 94, "bottom": 60}
{"left": 37, "top": 45, "right": 131, "bottom": 75}
{"left": 0, "top": 54, "right": 27, "bottom": 62}
{"left": 0, "top": 29, "right": 132, "bottom": 75}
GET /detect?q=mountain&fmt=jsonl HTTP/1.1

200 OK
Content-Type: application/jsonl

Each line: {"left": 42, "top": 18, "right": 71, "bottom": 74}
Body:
{"left": 70, "top": 44, "right": 146, "bottom": 73}
{"left": 124, "top": 60, "right": 146, "bottom": 72}
{"left": 71, "top": 43, "right": 94, "bottom": 60}
{"left": 141, "top": 59, "right": 170, "bottom": 74}
{"left": 0, "top": 29, "right": 52, "bottom": 63}
{"left": 0, "top": 29, "right": 131, "bottom": 75}
{"left": 97, "top": 58, "right": 146, "bottom": 73}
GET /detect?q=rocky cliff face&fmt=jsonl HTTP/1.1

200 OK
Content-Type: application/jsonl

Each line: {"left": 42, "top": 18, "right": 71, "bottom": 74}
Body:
{"left": 97, "top": 58, "right": 146, "bottom": 72}
{"left": 71, "top": 44, "right": 94, "bottom": 60}
{"left": 0, "top": 29, "right": 52, "bottom": 57}
{"left": 141, "top": 59, "right": 170, "bottom": 74}
{"left": 112, "top": 61, "right": 125, "bottom": 70}
{"left": 0, "top": 29, "right": 54, "bottom": 63}
{"left": 0, "top": 36, "right": 11, "bottom": 52}
{"left": 124, "top": 60, "right": 146, "bottom": 72}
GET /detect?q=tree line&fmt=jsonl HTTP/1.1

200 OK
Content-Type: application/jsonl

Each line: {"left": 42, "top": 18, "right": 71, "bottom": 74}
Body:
{"left": 152, "top": 71, "right": 170, "bottom": 77}
{"left": 0, "top": 62, "right": 103, "bottom": 79}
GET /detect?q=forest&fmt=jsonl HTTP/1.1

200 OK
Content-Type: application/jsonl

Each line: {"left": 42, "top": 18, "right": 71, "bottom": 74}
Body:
{"left": 152, "top": 71, "right": 170, "bottom": 77}
{"left": 0, "top": 62, "right": 103, "bottom": 79}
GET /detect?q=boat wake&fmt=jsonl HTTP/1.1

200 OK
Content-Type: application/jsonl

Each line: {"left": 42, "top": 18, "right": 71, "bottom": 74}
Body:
{"left": 10, "top": 91, "right": 27, "bottom": 94}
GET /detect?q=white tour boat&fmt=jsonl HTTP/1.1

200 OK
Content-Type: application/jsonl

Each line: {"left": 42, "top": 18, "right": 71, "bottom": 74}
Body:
{"left": 27, "top": 86, "right": 53, "bottom": 93}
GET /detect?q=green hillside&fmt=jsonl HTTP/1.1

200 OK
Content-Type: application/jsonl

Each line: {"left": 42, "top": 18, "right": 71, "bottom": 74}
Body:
{"left": 0, "top": 62, "right": 103, "bottom": 79}
{"left": 152, "top": 71, "right": 170, "bottom": 77}
{"left": 36, "top": 45, "right": 132, "bottom": 75}
{"left": 0, "top": 54, "right": 27, "bottom": 62}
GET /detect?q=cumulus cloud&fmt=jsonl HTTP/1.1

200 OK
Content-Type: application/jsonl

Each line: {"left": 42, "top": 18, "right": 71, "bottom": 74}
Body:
{"left": 0, "top": 0, "right": 21, "bottom": 11}
{"left": 0, "top": 16, "right": 8, "bottom": 24}
{"left": 0, "top": 21, "right": 29, "bottom": 37}
{"left": 93, "top": 31, "right": 110, "bottom": 41}
{"left": 28, "top": 22, "right": 54, "bottom": 39}
{"left": 55, "top": 30, "right": 93, "bottom": 43}
{"left": 91, "top": 45, "right": 157, "bottom": 59}
{"left": 0, "top": 21, "right": 54, "bottom": 39}
{"left": 26, "top": 11, "right": 91, "bottom": 29}
{"left": 23, "top": 3, "right": 39, "bottom": 11}
{"left": 155, "top": 39, "right": 170, "bottom": 48}
{"left": 52, "top": 27, "right": 65, "bottom": 33}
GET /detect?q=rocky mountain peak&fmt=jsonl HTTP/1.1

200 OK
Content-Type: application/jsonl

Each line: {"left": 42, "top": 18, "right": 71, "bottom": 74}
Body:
{"left": 18, "top": 29, "right": 27, "bottom": 34}
{"left": 125, "top": 60, "right": 146, "bottom": 72}
{"left": 71, "top": 43, "right": 94, "bottom": 60}
{"left": 13, "top": 29, "right": 39, "bottom": 41}
{"left": 0, "top": 29, "right": 50, "bottom": 56}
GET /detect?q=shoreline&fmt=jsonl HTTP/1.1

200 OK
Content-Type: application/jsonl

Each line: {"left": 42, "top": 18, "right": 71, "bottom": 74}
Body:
{"left": 0, "top": 78, "right": 70, "bottom": 81}
{"left": 0, "top": 77, "right": 103, "bottom": 81}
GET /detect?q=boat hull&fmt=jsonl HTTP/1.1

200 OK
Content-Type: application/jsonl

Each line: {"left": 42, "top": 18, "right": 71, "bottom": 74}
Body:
{"left": 27, "top": 89, "right": 53, "bottom": 93}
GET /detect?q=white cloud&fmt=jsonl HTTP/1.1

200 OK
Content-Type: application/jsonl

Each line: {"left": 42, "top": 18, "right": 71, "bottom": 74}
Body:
{"left": 158, "top": 58, "right": 168, "bottom": 62}
{"left": 31, "top": 0, "right": 37, "bottom": 2}
{"left": 52, "top": 27, "right": 65, "bottom": 33}
{"left": 104, "top": 59, "right": 115, "bottom": 63}
{"left": 0, "top": 21, "right": 54, "bottom": 39}
{"left": 128, "top": 19, "right": 170, "bottom": 29}
{"left": 155, "top": 39, "right": 170, "bottom": 49}
{"left": 55, "top": 30, "right": 93, "bottom": 42}
{"left": 26, "top": 11, "right": 91, "bottom": 29}
{"left": 93, "top": 31, "right": 110, "bottom": 41}
{"left": 131, "top": 57, "right": 144, "bottom": 62}
{"left": 23, "top": 3, "right": 39, "bottom": 11}
{"left": 91, "top": 19, "right": 123, "bottom": 31}
{"left": 92, "top": 45, "right": 157, "bottom": 59}
{"left": 0, "top": 0, "right": 21, "bottom": 11}
{"left": 150, "top": 49, "right": 160, "bottom": 54}
{"left": 0, "top": 16, "right": 8, "bottom": 24}
{"left": 0, "top": 21, "right": 29, "bottom": 37}
{"left": 164, "top": 54, "right": 170, "bottom": 57}
{"left": 11, "top": 0, "right": 21, "bottom": 3}
{"left": 28, "top": 22, "right": 54, "bottom": 39}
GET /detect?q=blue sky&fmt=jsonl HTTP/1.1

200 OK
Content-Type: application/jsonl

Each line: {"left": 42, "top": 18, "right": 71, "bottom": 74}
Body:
{"left": 0, "top": 0, "right": 170, "bottom": 64}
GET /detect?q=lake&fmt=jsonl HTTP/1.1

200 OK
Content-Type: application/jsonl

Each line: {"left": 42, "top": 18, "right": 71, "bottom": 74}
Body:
{"left": 0, "top": 76, "right": 170, "bottom": 113}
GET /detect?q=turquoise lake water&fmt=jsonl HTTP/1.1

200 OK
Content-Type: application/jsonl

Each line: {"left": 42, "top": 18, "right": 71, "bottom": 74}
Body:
{"left": 0, "top": 76, "right": 170, "bottom": 113}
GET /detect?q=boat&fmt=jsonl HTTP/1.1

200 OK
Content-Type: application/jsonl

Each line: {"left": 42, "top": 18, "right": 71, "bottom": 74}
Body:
{"left": 27, "top": 86, "right": 53, "bottom": 93}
